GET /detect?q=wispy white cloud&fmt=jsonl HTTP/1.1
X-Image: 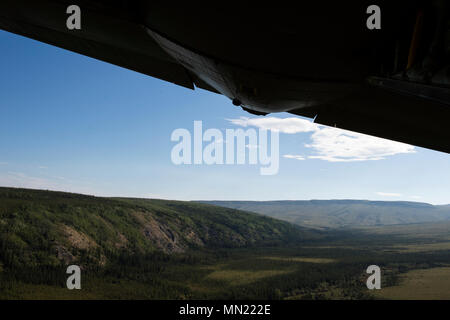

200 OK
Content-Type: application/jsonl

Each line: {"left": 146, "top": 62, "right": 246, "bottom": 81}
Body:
{"left": 283, "top": 154, "right": 305, "bottom": 161}
{"left": 146, "top": 193, "right": 166, "bottom": 199}
{"left": 228, "top": 116, "right": 415, "bottom": 162}
{"left": 0, "top": 172, "right": 96, "bottom": 195}
{"left": 227, "top": 117, "right": 317, "bottom": 134}
{"left": 306, "top": 127, "right": 415, "bottom": 162}
{"left": 376, "top": 192, "right": 402, "bottom": 197}
{"left": 1, "top": 172, "right": 55, "bottom": 190}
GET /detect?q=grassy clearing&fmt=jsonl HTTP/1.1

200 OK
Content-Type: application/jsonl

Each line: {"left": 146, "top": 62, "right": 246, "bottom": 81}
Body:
{"left": 192, "top": 254, "right": 336, "bottom": 294}
{"left": 357, "top": 222, "right": 450, "bottom": 239}
{"left": 259, "top": 256, "right": 336, "bottom": 264}
{"left": 373, "top": 267, "right": 450, "bottom": 300}
{"left": 388, "top": 242, "right": 450, "bottom": 253}
{"left": 205, "top": 269, "right": 295, "bottom": 286}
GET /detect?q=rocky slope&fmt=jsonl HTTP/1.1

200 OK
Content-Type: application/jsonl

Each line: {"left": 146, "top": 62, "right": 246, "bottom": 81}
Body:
{"left": 0, "top": 187, "right": 317, "bottom": 269}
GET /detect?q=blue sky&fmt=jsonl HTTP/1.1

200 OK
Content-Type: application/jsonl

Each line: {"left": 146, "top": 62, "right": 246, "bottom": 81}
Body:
{"left": 0, "top": 30, "right": 449, "bottom": 204}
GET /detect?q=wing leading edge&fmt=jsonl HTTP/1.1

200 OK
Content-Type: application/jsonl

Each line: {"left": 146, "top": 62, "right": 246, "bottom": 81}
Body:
{"left": 0, "top": 1, "right": 448, "bottom": 153}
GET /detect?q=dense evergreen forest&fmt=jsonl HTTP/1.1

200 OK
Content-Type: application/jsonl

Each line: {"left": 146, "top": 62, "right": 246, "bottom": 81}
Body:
{"left": 1, "top": 187, "right": 449, "bottom": 299}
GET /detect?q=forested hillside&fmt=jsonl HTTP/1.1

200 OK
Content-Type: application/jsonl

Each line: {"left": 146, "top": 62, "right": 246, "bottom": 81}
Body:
{"left": 0, "top": 187, "right": 317, "bottom": 270}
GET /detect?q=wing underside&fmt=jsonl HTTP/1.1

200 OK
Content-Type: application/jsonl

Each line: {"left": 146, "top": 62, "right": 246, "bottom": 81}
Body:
{"left": 0, "top": 1, "right": 449, "bottom": 153}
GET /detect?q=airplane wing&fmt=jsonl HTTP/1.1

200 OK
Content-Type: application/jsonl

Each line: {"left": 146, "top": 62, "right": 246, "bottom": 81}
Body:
{"left": 1, "top": 1, "right": 449, "bottom": 153}
{"left": 0, "top": 0, "right": 218, "bottom": 93}
{"left": 290, "top": 80, "right": 449, "bottom": 153}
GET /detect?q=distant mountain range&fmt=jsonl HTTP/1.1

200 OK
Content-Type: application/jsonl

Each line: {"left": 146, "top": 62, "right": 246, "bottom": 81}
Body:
{"left": 200, "top": 200, "right": 450, "bottom": 229}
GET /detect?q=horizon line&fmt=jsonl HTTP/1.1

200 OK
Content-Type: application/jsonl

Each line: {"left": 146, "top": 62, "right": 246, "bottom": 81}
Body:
{"left": 0, "top": 185, "right": 448, "bottom": 206}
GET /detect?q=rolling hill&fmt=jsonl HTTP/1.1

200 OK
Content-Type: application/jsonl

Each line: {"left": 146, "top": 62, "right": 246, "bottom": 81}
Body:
{"left": 0, "top": 187, "right": 318, "bottom": 269}
{"left": 200, "top": 200, "right": 450, "bottom": 229}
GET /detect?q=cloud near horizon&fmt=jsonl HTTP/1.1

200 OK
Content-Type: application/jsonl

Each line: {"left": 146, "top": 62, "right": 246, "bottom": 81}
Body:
{"left": 376, "top": 192, "right": 402, "bottom": 197}
{"left": 0, "top": 171, "right": 96, "bottom": 195}
{"left": 283, "top": 154, "right": 305, "bottom": 161}
{"left": 227, "top": 116, "right": 416, "bottom": 162}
